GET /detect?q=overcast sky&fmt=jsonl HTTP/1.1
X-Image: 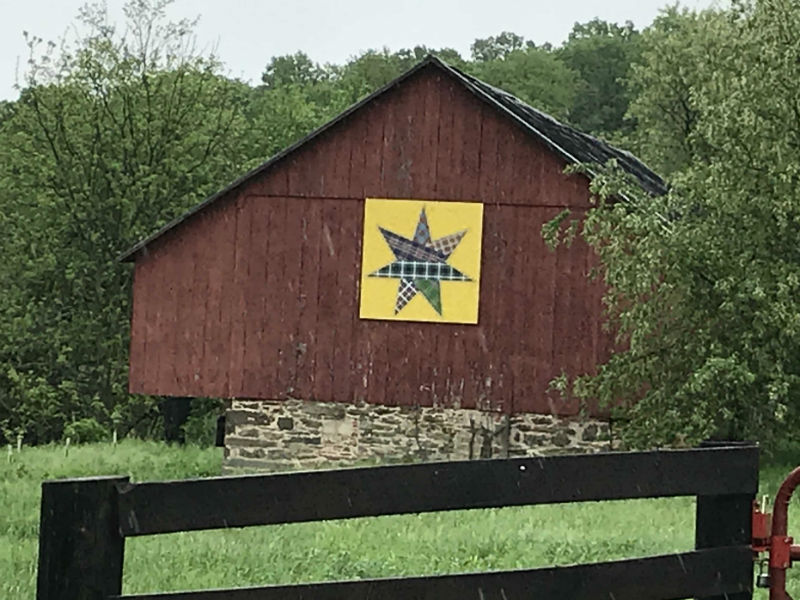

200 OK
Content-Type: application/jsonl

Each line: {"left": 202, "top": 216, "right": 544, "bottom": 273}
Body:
{"left": 1, "top": 0, "right": 721, "bottom": 101}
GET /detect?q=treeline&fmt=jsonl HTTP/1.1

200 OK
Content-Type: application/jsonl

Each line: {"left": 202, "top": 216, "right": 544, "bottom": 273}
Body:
{"left": 1, "top": 0, "right": 797, "bottom": 448}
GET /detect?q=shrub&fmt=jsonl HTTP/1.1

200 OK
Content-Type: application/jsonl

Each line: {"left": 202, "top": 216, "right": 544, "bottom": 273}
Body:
{"left": 62, "top": 418, "right": 109, "bottom": 444}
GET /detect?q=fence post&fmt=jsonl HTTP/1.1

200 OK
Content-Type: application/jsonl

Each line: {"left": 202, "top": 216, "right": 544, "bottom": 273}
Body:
{"left": 695, "top": 442, "right": 757, "bottom": 600}
{"left": 36, "top": 476, "right": 129, "bottom": 600}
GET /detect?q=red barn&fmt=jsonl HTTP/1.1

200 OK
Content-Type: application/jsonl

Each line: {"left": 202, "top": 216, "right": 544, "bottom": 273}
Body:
{"left": 121, "top": 57, "right": 663, "bottom": 469}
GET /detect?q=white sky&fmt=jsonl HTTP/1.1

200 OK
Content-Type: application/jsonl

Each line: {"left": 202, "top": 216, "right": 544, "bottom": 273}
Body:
{"left": 1, "top": 0, "right": 721, "bottom": 101}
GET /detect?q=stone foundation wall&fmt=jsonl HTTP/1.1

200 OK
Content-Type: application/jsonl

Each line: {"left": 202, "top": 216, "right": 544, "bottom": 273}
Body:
{"left": 224, "top": 399, "right": 611, "bottom": 471}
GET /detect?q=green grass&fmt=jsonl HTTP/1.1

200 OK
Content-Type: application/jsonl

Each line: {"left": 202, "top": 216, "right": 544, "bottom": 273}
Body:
{"left": 2, "top": 440, "right": 799, "bottom": 598}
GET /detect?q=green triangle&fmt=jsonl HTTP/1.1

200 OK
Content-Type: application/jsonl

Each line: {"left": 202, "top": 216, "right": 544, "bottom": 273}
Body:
{"left": 415, "top": 278, "right": 442, "bottom": 315}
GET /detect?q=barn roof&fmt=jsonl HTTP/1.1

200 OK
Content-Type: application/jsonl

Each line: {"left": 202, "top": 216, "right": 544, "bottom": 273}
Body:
{"left": 120, "top": 55, "right": 665, "bottom": 262}
{"left": 455, "top": 70, "right": 666, "bottom": 197}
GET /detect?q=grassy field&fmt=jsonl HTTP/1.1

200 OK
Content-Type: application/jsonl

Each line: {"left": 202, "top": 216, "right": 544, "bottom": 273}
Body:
{"left": 2, "top": 440, "right": 799, "bottom": 599}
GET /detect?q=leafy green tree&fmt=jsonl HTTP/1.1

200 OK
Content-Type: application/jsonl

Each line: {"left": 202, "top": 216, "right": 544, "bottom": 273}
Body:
{"left": 557, "top": 19, "right": 641, "bottom": 136}
{"left": 0, "top": 0, "right": 252, "bottom": 442}
{"left": 0, "top": 100, "right": 13, "bottom": 126}
{"left": 548, "top": 0, "right": 800, "bottom": 449}
{"left": 261, "top": 51, "right": 329, "bottom": 89}
{"left": 626, "top": 7, "right": 725, "bottom": 175}
{"left": 242, "top": 82, "right": 335, "bottom": 166}
{"left": 471, "top": 31, "right": 532, "bottom": 62}
{"left": 468, "top": 46, "right": 580, "bottom": 120}
{"left": 252, "top": 52, "right": 343, "bottom": 160}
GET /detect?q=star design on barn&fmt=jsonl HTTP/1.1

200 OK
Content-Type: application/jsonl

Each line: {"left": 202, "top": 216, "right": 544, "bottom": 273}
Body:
{"left": 369, "top": 208, "right": 471, "bottom": 315}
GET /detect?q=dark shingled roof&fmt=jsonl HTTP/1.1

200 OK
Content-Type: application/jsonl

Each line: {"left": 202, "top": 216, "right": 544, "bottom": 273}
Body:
{"left": 120, "top": 55, "right": 665, "bottom": 262}
{"left": 451, "top": 67, "right": 666, "bottom": 197}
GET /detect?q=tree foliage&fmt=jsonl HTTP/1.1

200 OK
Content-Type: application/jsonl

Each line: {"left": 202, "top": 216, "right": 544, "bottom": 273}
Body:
{"left": 468, "top": 46, "right": 580, "bottom": 121}
{"left": 625, "top": 8, "right": 724, "bottom": 175}
{"left": 470, "top": 31, "right": 532, "bottom": 61}
{"left": 549, "top": 0, "right": 800, "bottom": 449}
{"left": 0, "top": 0, "right": 252, "bottom": 442}
{"left": 558, "top": 19, "right": 641, "bottom": 136}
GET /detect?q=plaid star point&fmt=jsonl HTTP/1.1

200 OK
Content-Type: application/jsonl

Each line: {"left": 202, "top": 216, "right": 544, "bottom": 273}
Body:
{"left": 369, "top": 207, "right": 471, "bottom": 315}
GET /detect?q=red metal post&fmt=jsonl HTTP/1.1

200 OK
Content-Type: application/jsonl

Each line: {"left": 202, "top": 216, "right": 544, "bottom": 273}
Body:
{"left": 754, "top": 499, "right": 773, "bottom": 552}
{"left": 770, "top": 466, "right": 800, "bottom": 600}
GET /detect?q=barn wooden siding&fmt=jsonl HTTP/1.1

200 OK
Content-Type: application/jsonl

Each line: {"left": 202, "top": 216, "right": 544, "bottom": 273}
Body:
{"left": 128, "top": 65, "right": 611, "bottom": 416}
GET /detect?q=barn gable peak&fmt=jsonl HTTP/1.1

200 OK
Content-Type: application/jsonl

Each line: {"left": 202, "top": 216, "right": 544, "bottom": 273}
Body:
{"left": 119, "top": 55, "right": 664, "bottom": 263}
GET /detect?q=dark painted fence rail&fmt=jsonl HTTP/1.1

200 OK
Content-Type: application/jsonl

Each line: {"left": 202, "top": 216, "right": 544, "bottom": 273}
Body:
{"left": 36, "top": 446, "right": 759, "bottom": 600}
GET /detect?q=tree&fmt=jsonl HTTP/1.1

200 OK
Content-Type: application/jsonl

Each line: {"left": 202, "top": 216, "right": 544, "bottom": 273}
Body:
{"left": 0, "top": 0, "right": 252, "bottom": 442}
{"left": 557, "top": 19, "right": 641, "bottom": 136}
{"left": 626, "top": 8, "right": 725, "bottom": 175}
{"left": 249, "top": 53, "right": 340, "bottom": 162}
{"left": 242, "top": 81, "right": 335, "bottom": 166}
{"left": 0, "top": 100, "right": 13, "bottom": 126}
{"left": 468, "top": 46, "right": 580, "bottom": 121}
{"left": 470, "top": 31, "right": 532, "bottom": 62}
{"left": 548, "top": 0, "right": 800, "bottom": 449}
{"left": 261, "top": 51, "right": 328, "bottom": 89}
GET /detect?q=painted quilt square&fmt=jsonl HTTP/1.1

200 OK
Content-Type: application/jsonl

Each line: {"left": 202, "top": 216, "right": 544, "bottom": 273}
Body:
{"left": 359, "top": 198, "right": 483, "bottom": 324}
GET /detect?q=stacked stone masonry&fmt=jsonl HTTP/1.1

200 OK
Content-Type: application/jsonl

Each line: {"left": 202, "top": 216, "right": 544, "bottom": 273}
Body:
{"left": 224, "top": 399, "right": 611, "bottom": 471}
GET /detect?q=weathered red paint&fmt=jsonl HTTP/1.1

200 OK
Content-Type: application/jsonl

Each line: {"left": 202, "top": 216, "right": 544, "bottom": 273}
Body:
{"left": 127, "top": 65, "right": 613, "bottom": 416}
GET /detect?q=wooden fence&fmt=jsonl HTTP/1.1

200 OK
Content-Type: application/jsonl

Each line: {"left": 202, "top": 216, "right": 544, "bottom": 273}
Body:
{"left": 36, "top": 445, "right": 758, "bottom": 600}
